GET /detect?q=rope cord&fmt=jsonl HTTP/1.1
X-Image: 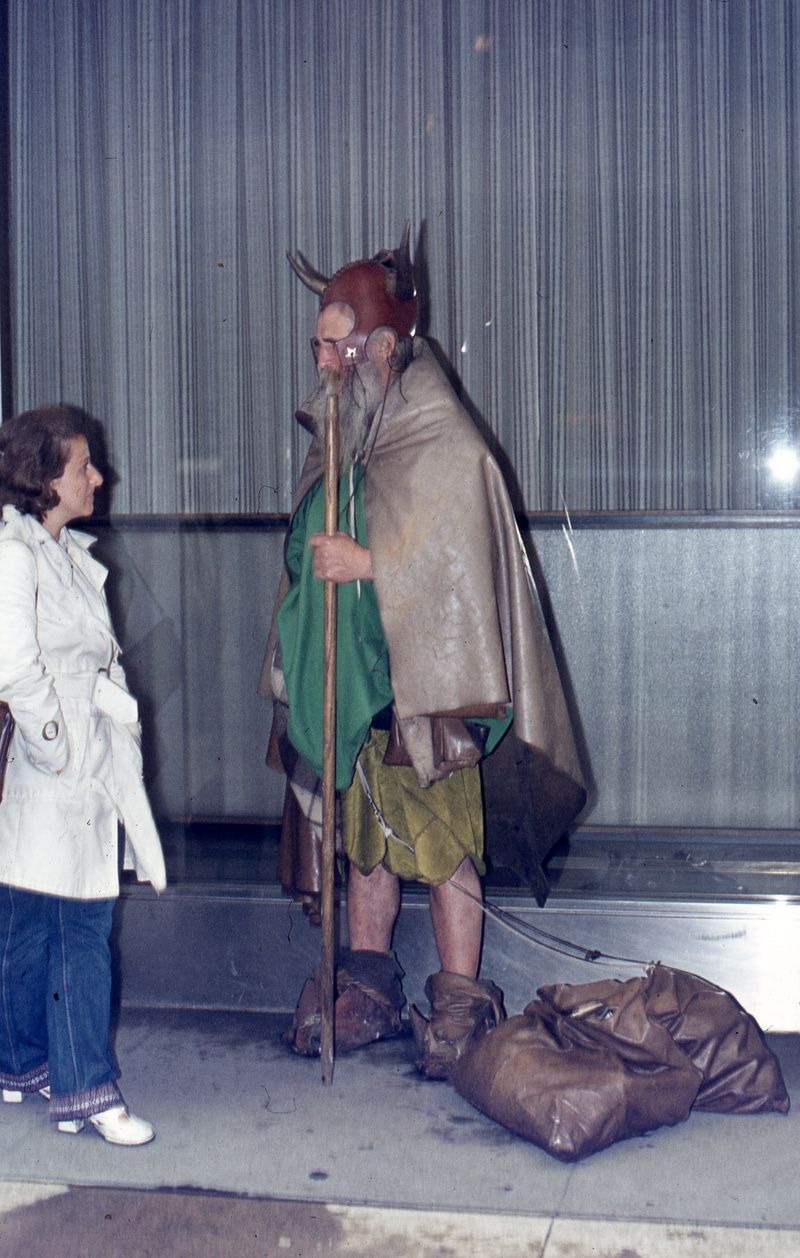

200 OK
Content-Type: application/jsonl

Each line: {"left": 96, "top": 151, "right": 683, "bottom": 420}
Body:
{"left": 353, "top": 765, "right": 650, "bottom": 967}
{"left": 449, "top": 878, "right": 652, "bottom": 969}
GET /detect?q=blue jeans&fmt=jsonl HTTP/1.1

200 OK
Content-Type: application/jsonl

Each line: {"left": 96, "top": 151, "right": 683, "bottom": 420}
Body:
{"left": 0, "top": 885, "right": 122, "bottom": 1120}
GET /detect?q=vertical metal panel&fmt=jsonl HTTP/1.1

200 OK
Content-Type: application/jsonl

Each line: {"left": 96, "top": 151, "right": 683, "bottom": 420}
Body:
{"left": 533, "top": 525, "right": 800, "bottom": 828}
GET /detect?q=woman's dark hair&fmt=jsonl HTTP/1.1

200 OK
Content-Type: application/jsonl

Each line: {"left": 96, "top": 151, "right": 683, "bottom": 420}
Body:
{"left": 0, "top": 405, "right": 87, "bottom": 520}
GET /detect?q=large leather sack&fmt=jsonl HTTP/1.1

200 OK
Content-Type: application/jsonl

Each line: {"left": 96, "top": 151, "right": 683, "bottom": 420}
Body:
{"left": 451, "top": 966, "right": 789, "bottom": 1161}
{"left": 541, "top": 966, "right": 790, "bottom": 1115}
{"left": 451, "top": 999, "right": 702, "bottom": 1162}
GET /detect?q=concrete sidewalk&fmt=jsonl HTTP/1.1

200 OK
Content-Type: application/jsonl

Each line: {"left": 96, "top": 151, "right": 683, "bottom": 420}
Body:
{"left": 0, "top": 1008, "right": 796, "bottom": 1256}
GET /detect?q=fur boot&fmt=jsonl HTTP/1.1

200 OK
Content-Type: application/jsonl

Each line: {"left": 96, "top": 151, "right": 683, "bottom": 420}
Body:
{"left": 284, "top": 949, "right": 406, "bottom": 1057}
{"left": 410, "top": 971, "right": 505, "bottom": 1080}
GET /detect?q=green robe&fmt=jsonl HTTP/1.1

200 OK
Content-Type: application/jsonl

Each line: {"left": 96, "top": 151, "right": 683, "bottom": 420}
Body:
{"left": 277, "top": 468, "right": 392, "bottom": 790}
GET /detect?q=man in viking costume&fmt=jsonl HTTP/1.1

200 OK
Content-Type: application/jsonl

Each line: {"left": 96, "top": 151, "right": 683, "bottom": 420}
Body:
{"left": 260, "top": 227, "right": 585, "bottom": 1079}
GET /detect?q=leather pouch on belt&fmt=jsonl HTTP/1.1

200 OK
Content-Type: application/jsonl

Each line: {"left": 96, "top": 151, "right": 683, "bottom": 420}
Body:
{"left": 383, "top": 712, "right": 489, "bottom": 774}
{"left": 93, "top": 672, "right": 139, "bottom": 724}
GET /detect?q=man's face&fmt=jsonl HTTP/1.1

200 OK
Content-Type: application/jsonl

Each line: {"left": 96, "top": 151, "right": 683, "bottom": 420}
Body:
{"left": 311, "top": 303, "right": 356, "bottom": 373}
{"left": 299, "top": 303, "right": 388, "bottom": 467}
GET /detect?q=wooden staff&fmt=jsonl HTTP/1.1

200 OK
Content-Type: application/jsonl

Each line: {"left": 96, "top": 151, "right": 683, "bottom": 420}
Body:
{"left": 320, "top": 390, "right": 339, "bottom": 1084}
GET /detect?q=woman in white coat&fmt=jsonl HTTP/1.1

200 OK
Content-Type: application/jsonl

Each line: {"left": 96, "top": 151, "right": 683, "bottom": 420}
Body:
{"left": 0, "top": 405, "right": 166, "bottom": 1146}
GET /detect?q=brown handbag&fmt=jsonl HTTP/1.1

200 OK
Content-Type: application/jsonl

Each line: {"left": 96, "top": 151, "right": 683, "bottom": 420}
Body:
{"left": 0, "top": 700, "right": 15, "bottom": 803}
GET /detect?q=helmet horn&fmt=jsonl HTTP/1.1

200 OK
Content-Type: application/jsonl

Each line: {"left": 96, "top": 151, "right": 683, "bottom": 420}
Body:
{"left": 393, "top": 221, "right": 414, "bottom": 302}
{"left": 372, "top": 221, "right": 414, "bottom": 301}
{"left": 286, "top": 251, "right": 329, "bottom": 296}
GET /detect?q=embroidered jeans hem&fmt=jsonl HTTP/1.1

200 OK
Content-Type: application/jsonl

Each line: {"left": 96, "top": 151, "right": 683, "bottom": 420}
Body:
{"left": 50, "top": 1080, "right": 123, "bottom": 1122}
{"left": 0, "top": 1061, "right": 48, "bottom": 1091}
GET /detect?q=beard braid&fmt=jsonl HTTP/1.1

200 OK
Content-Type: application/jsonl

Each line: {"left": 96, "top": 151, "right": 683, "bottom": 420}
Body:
{"left": 297, "top": 363, "right": 387, "bottom": 468}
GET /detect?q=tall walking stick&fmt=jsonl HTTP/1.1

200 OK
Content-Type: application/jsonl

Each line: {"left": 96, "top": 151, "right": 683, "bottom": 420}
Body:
{"left": 320, "top": 390, "right": 339, "bottom": 1084}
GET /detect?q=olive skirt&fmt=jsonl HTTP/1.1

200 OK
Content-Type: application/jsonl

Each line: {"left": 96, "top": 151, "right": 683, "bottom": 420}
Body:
{"left": 341, "top": 729, "right": 485, "bottom": 885}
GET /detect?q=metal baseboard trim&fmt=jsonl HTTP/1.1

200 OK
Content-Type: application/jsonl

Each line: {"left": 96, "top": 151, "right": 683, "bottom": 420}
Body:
{"left": 115, "top": 882, "right": 800, "bottom": 1031}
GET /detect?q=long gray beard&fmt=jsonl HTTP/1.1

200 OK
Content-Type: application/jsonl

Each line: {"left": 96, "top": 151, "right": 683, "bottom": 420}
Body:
{"left": 297, "top": 363, "right": 387, "bottom": 468}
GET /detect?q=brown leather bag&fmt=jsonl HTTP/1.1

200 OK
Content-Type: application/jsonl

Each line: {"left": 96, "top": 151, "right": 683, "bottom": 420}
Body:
{"left": 0, "top": 701, "right": 15, "bottom": 803}
{"left": 452, "top": 965, "right": 789, "bottom": 1162}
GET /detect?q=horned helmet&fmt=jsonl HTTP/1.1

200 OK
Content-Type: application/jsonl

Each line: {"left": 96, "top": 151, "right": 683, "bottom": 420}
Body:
{"left": 288, "top": 223, "right": 417, "bottom": 368}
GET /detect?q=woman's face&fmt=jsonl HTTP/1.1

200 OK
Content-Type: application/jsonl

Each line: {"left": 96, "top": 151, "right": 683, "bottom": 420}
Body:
{"left": 45, "top": 437, "right": 103, "bottom": 534}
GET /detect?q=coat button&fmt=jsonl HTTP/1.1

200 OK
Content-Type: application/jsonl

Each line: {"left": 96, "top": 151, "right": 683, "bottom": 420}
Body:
{"left": 42, "top": 721, "right": 59, "bottom": 741}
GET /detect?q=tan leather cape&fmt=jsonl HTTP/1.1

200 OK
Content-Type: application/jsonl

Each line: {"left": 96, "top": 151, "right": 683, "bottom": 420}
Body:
{"left": 260, "top": 339, "right": 586, "bottom": 902}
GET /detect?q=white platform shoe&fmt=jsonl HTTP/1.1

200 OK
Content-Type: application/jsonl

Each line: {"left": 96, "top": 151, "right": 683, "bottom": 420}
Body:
{"left": 58, "top": 1104, "right": 155, "bottom": 1146}
{"left": 3, "top": 1087, "right": 154, "bottom": 1145}
{"left": 2, "top": 1086, "right": 50, "bottom": 1103}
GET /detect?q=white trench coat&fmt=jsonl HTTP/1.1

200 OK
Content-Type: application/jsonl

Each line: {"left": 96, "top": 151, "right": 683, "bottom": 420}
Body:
{"left": 0, "top": 505, "right": 166, "bottom": 899}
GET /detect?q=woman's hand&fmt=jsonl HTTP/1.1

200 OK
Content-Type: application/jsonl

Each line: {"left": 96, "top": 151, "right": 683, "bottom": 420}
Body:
{"left": 308, "top": 533, "right": 373, "bottom": 583}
